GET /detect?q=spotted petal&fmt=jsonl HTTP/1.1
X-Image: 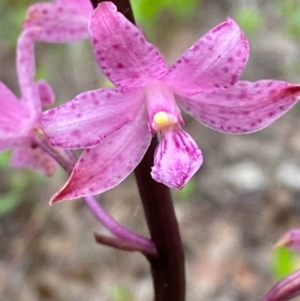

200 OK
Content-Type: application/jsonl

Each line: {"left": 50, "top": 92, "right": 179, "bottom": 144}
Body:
{"left": 36, "top": 80, "right": 55, "bottom": 107}
{"left": 50, "top": 104, "right": 151, "bottom": 203}
{"left": 42, "top": 88, "right": 145, "bottom": 148}
{"left": 11, "top": 146, "right": 57, "bottom": 176}
{"left": 163, "top": 18, "right": 249, "bottom": 95}
{"left": 17, "top": 28, "right": 42, "bottom": 116}
{"left": 151, "top": 127, "right": 203, "bottom": 189}
{"left": 177, "top": 80, "right": 300, "bottom": 134}
{"left": 89, "top": 2, "right": 168, "bottom": 89}
{"left": 24, "top": 0, "right": 92, "bottom": 43}
{"left": 0, "top": 82, "right": 31, "bottom": 139}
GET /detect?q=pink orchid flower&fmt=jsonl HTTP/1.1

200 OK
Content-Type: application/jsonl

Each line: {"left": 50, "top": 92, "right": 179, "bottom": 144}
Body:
{"left": 42, "top": 2, "right": 300, "bottom": 203}
{"left": 0, "top": 28, "right": 57, "bottom": 176}
{"left": 24, "top": 0, "right": 93, "bottom": 43}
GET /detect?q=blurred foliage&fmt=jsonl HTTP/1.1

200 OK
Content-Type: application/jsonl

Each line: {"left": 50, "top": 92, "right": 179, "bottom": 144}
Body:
{"left": 0, "top": 0, "right": 30, "bottom": 49}
{"left": 0, "top": 150, "right": 46, "bottom": 216}
{"left": 272, "top": 247, "right": 299, "bottom": 280}
{"left": 0, "top": 152, "right": 22, "bottom": 216}
{"left": 234, "top": 7, "right": 263, "bottom": 36}
{"left": 280, "top": 0, "right": 300, "bottom": 38}
{"left": 131, "top": 0, "right": 199, "bottom": 29}
{"left": 110, "top": 285, "right": 133, "bottom": 301}
{"left": 174, "top": 178, "right": 196, "bottom": 200}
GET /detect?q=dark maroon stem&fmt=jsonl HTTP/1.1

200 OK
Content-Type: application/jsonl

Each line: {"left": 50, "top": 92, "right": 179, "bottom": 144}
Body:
{"left": 89, "top": 1, "right": 185, "bottom": 300}
{"left": 135, "top": 137, "right": 185, "bottom": 301}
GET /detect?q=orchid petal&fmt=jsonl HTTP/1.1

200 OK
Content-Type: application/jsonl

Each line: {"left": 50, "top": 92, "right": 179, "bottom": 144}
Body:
{"left": 177, "top": 80, "right": 300, "bottom": 134}
{"left": 42, "top": 88, "right": 145, "bottom": 148}
{"left": 24, "top": 0, "right": 92, "bottom": 43}
{"left": 36, "top": 80, "right": 55, "bottom": 107}
{"left": 0, "top": 82, "right": 31, "bottom": 138}
{"left": 152, "top": 127, "right": 202, "bottom": 189}
{"left": 17, "top": 28, "right": 42, "bottom": 116}
{"left": 11, "top": 146, "right": 57, "bottom": 176}
{"left": 0, "top": 138, "right": 30, "bottom": 151}
{"left": 50, "top": 104, "right": 151, "bottom": 203}
{"left": 89, "top": 2, "right": 168, "bottom": 89}
{"left": 163, "top": 18, "right": 249, "bottom": 95}
{"left": 56, "top": 0, "right": 92, "bottom": 12}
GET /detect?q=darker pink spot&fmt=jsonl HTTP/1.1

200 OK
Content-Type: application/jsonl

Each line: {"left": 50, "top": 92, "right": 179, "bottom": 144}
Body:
{"left": 91, "top": 154, "right": 98, "bottom": 161}
{"left": 222, "top": 67, "right": 229, "bottom": 73}
{"left": 117, "top": 63, "right": 124, "bottom": 69}
{"left": 112, "top": 44, "right": 120, "bottom": 50}
{"left": 238, "top": 93, "right": 247, "bottom": 100}
{"left": 93, "top": 38, "right": 99, "bottom": 44}
{"left": 227, "top": 57, "right": 234, "bottom": 63}
{"left": 71, "top": 103, "right": 76, "bottom": 110}
{"left": 72, "top": 130, "right": 82, "bottom": 138}
{"left": 48, "top": 110, "right": 55, "bottom": 116}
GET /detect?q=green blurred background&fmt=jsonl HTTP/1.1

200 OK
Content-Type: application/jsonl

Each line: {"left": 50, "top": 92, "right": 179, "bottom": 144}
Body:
{"left": 1, "top": 0, "right": 300, "bottom": 300}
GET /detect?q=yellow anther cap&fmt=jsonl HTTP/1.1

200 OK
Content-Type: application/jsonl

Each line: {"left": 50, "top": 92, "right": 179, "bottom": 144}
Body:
{"left": 153, "top": 111, "right": 178, "bottom": 130}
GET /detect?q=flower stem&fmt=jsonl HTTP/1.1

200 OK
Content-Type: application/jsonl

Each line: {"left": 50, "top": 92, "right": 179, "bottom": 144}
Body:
{"left": 34, "top": 129, "right": 156, "bottom": 255}
{"left": 135, "top": 137, "right": 185, "bottom": 301}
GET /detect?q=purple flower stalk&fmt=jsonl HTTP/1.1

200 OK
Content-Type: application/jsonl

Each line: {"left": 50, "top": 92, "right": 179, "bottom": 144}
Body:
{"left": 24, "top": 0, "right": 93, "bottom": 43}
{"left": 0, "top": 28, "right": 57, "bottom": 176}
{"left": 41, "top": 2, "right": 300, "bottom": 204}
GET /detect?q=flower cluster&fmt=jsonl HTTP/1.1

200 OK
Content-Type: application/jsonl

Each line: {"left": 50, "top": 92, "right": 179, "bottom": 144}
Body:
{"left": 2, "top": 1, "right": 300, "bottom": 204}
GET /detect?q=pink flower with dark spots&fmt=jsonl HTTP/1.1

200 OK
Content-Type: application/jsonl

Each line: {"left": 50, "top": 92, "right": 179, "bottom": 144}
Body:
{"left": 0, "top": 28, "right": 57, "bottom": 176}
{"left": 24, "top": 0, "right": 93, "bottom": 43}
{"left": 42, "top": 2, "right": 300, "bottom": 203}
